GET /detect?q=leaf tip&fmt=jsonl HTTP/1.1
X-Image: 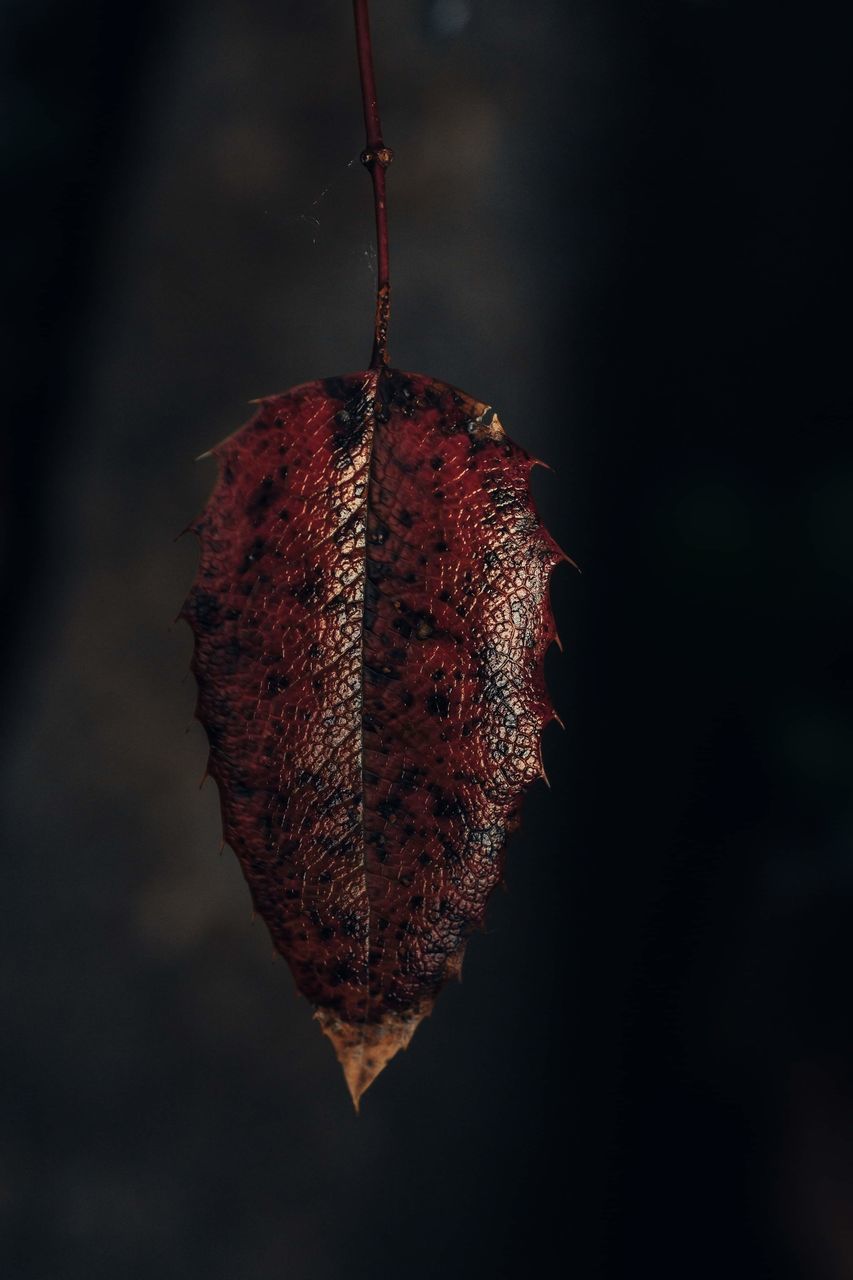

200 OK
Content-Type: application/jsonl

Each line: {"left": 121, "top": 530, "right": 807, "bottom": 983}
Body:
{"left": 314, "top": 1007, "right": 425, "bottom": 1109}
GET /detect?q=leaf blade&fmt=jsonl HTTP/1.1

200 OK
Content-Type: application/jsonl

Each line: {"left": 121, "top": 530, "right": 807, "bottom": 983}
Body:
{"left": 184, "top": 369, "right": 563, "bottom": 1100}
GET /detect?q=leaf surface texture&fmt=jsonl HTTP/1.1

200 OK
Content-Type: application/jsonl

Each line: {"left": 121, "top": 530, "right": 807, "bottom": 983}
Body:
{"left": 184, "top": 369, "right": 563, "bottom": 1103}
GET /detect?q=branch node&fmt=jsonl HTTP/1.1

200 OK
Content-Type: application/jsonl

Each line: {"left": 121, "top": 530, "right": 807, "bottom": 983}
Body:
{"left": 361, "top": 146, "right": 394, "bottom": 170}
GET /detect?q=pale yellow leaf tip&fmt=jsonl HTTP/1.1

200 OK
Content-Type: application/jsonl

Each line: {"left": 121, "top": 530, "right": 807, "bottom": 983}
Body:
{"left": 314, "top": 1007, "right": 425, "bottom": 1111}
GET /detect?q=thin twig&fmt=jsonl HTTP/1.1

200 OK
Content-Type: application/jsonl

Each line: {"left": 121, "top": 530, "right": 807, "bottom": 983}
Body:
{"left": 352, "top": 0, "right": 393, "bottom": 369}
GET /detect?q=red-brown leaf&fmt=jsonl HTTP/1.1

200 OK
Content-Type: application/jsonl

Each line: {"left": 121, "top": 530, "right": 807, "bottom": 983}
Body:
{"left": 183, "top": 368, "right": 564, "bottom": 1104}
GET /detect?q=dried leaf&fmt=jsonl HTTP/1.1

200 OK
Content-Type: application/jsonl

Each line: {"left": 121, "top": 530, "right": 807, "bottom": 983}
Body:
{"left": 183, "top": 368, "right": 564, "bottom": 1105}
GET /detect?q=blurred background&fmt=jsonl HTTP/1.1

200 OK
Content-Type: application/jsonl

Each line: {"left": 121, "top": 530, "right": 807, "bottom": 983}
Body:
{"left": 2, "top": 0, "right": 852, "bottom": 1275}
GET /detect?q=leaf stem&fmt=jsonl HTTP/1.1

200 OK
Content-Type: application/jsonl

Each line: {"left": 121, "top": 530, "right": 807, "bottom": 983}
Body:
{"left": 353, "top": 0, "right": 392, "bottom": 370}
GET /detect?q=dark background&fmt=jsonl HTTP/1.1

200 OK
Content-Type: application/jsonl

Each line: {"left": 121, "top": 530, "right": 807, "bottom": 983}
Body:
{"left": 3, "top": 0, "right": 852, "bottom": 1276}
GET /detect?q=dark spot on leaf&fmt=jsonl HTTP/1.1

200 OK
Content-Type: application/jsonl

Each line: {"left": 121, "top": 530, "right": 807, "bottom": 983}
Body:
{"left": 425, "top": 692, "right": 450, "bottom": 718}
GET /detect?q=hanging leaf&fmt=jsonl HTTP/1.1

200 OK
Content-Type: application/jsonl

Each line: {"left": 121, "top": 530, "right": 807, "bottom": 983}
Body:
{"left": 184, "top": 369, "right": 565, "bottom": 1104}
{"left": 181, "top": 1, "right": 568, "bottom": 1106}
